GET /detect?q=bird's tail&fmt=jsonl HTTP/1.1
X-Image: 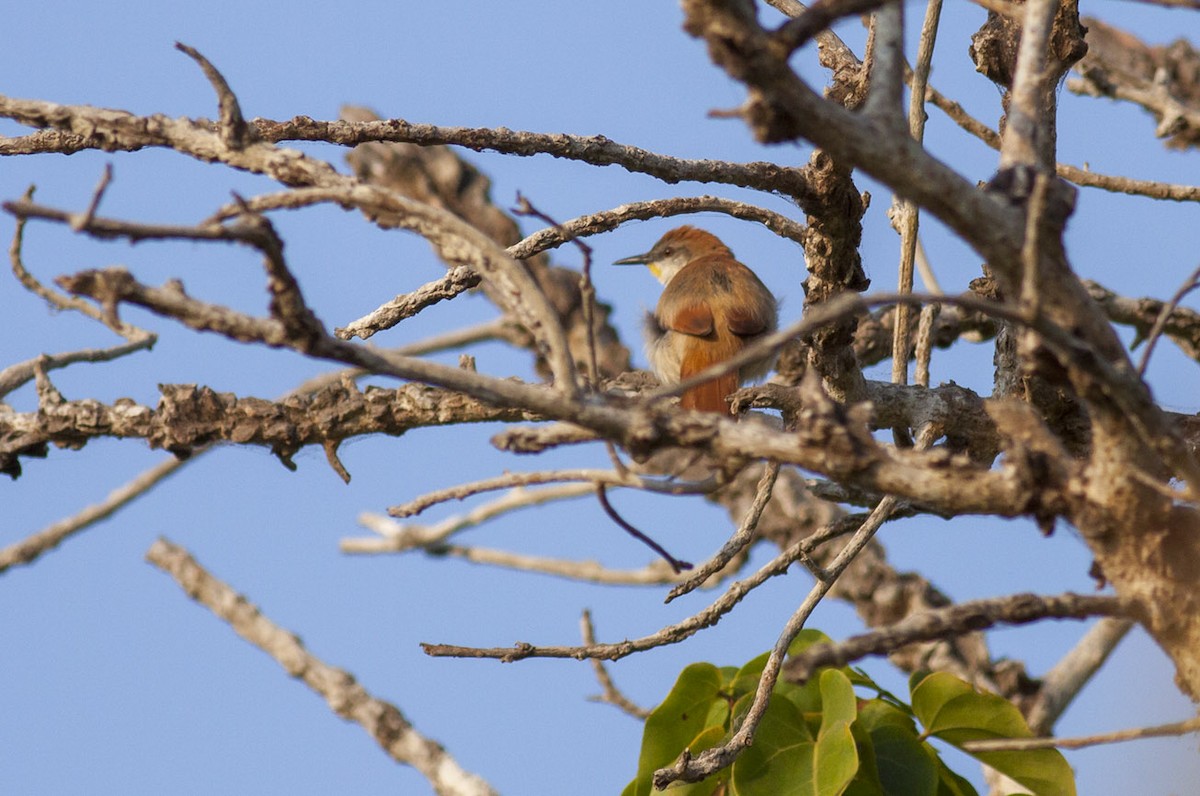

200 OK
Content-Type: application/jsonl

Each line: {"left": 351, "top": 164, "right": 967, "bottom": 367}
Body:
{"left": 679, "top": 338, "right": 741, "bottom": 415}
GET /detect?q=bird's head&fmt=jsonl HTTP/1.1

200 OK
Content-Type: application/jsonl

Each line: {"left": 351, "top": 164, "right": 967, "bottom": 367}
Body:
{"left": 613, "top": 225, "right": 734, "bottom": 285}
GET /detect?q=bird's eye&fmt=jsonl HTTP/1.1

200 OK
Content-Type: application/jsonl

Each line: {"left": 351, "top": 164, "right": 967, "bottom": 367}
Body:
{"left": 662, "top": 246, "right": 674, "bottom": 256}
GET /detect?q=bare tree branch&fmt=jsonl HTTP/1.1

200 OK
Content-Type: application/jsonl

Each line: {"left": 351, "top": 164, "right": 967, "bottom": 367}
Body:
{"left": 782, "top": 592, "right": 1135, "bottom": 684}
{"left": 654, "top": 495, "right": 899, "bottom": 787}
{"left": 1027, "top": 617, "right": 1134, "bottom": 735}
{"left": 175, "top": 42, "right": 253, "bottom": 150}
{"left": 581, "top": 611, "right": 651, "bottom": 719}
{"left": 146, "top": 538, "right": 498, "bottom": 796}
{"left": 666, "top": 461, "right": 780, "bottom": 602}
{"left": 963, "top": 715, "right": 1200, "bottom": 753}
{"left": 1070, "top": 17, "right": 1200, "bottom": 149}
{"left": 336, "top": 266, "right": 482, "bottom": 341}
{"left": 1, "top": 377, "right": 533, "bottom": 470}
{"left": 388, "top": 469, "right": 715, "bottom": 520}
{"left": 1085, "top": 279, "right": 1200, "bottom": 361}
{"left": 342, "top": 485, "right": 595, "bottom": 554}
{"left": 420, "top": 513, "right": 869, "bottom": 662}
{"left": 0, "top": 455, "right": 187, "bottom": 573}
{"left": 0, "top": 99, "right": 581, "bottom": 394}
{"left": 255, "top": 116, "right": 821, "bottom": 205}
{"left": 507, "top": 195, "right": 808, "bottom": 258}
{"left": 863, "top": 2, "right": 907, "bottom": 125}
{"left": 998, "top": 0, "right": 1066, "bottom": 171}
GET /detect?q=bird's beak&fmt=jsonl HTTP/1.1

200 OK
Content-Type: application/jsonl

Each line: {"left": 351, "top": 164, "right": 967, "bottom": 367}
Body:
{"left": 613, "top": 251, "right": 652, "bottom": 266}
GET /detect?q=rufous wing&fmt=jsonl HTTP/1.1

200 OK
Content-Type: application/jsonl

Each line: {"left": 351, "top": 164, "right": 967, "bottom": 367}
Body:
{"left": 725, "top": 305, "right": 771, "bottom": 337}
{"left": 664, "top": 303, "right": 714, "bottom": 337}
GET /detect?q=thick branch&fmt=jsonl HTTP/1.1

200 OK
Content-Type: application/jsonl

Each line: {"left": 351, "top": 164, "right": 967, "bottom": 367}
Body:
{"left": 0, "top": 379, "right": 531, "bottom": 467}
{"left": 1071, "top": 17, "right": 1200, "bottom": 149}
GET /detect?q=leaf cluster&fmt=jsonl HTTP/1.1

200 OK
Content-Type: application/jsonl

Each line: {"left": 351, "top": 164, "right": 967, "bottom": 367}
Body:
{"left": 624, "top": 631, "right": 1075, "bottom": 796}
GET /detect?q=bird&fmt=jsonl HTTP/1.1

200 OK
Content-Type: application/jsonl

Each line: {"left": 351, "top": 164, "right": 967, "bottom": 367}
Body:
{"left": 614, "top": 226, "right": 778, "bottom": 414}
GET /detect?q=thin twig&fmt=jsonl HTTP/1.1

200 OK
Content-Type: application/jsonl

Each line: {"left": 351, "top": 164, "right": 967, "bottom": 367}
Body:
{"left": 146, "top": 538, "right": 497, "bottom": 796}
{"left": 419, "top": 544, "right": 684, "bottom": 586}
{"left": 392, "top": 318, "right": 527, "bottom": 357}
{"left": 420, "top": 514, "right": 868, "bottom": 662}
{"left": 0, "top": 455, "right": 188, "bottom": 574}
{"left": 914, "top": 302, "right": 939, "bottom": 387}
{"left": 962, "top": 715, "right": 1200, "bottom": 753}
{"left": 1137, "top": 262, "right": 1200, "bottom": 377}
{"left": 174, "top": 42, "right": 253, "bottom": 149}
{"left": 513, "top": 195, "right": 807, "bottom": 258}
{"left": 490, "top": 422, "right": 602, "bottom": 454}
{"left": 666, "top": 461, "right": 780, "bottom": 602}
{"left": 70, "top": 163, "right": 114, "bottom": 232}
{"left": 914, "top": 237, "right": 942, "bottom": 294}
{"left": 920, "top": 85, "right": 1200, "bottom": 202}
{"left": 653, "top": 496, "right": 899, "bottom": 788}
{"left": 1055, "top": 164, "right": 1200, "bottom": 203}
{"left": 1027, "top": 617, "right": 1134, "bottom": 735}
{"left": 581, "top": 611, "right": 652, "bottom": 720}
{"left": 595, "top": 485, "right": 692, "bottom": 573}
{"left": 782, "top": 592, "right": 1132, "bottom": 685}
{"left": 7, "top": 192, "right": 153, "bottom": 341}
{"left": 335, "top": 266, "right": 483, "bottom": 341}
{"left": 890, "top": 0, "right": 943, "bottom": 388}
{"left": 0, "top": 340, "right": 156, "bottom": 401}
{"left": 389, "top": 469, "right": 716, "bottom": 519}
{"left": 343, "top": 484, "right": 595, "bottom": 554}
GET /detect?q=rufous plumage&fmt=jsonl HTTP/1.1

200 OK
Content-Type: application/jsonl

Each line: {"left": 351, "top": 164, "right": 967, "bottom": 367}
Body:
{"left": 614, "top": 226, "right": 778, "bottom": 414}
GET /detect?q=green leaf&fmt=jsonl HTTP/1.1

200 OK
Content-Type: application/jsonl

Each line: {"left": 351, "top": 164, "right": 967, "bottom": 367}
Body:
{"left": 842, "top": 722, "right": 885, "bottom": 796}
{"left": 814, "top": 671, "right": 859, "bottom": 796}
{"left": 732, "top": 631, "right": 835, "bottom": 698}
{"left": 788, "top": 628, "right": 837, "bottom": 656}
{"left": 815, "top": 718, "right": 858, "bottom": 796}
{"left": 731, "top": 651, "right": 771, "bottom": 700}
{"left": 857, "top": 699, "right": 976, "bottom": 796}
{"left": 857, "top": 700, "right": 917, "bottom": 733}
{"left": 852, "top": 668, "right": 913, "bottom": 712}
{"left": 819, "top": 669, "right": 857, "bottom": 727}
{"left": 932, "top": 754, "right": 980, "bottom": 796}
{"left": 731, "top": 693, "right": 815, "bottom": 796}
{"left": 911, "top": 672, "right": 1075, "bottom": 796}
{"left": 730, "top": 673, "right": 862, "bottom": 796}
{"left": 624, "top": 662, "right": 728, "bottom": 796}
{"left": 779, "top": 674, "right": 827, "bottom": 721}
{"left": 869, "top": 724, "right": 938, "bottom": 796}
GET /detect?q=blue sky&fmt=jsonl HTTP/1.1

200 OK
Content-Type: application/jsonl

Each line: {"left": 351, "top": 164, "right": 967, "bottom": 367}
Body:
{"left": 2, "top": 2, "right": 1198, "bottom": 794}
